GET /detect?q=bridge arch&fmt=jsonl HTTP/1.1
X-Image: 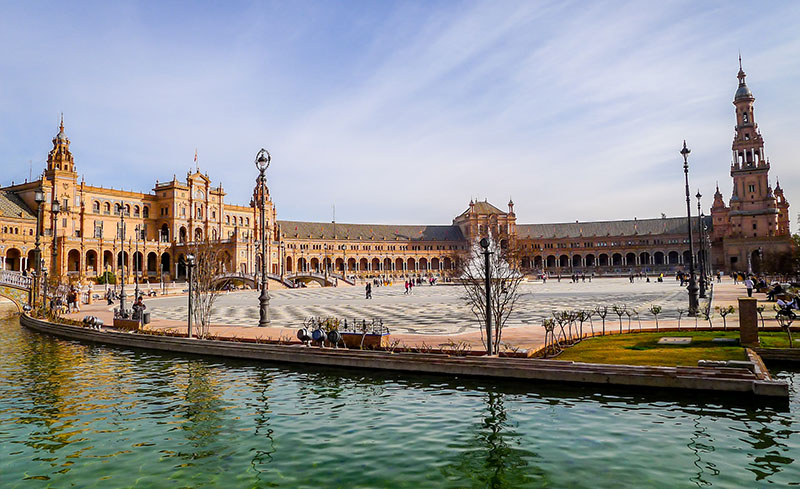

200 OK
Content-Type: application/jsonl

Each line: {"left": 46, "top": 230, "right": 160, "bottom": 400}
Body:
{"left": 0, "top": 271, "right": 32, "bottom": 311}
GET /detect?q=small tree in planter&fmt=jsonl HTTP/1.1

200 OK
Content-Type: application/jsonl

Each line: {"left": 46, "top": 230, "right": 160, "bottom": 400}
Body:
{"left": 631, "top": 307, "right": 642, "bottom": 331}
{"left": 676, "top": 308, "right": 686, "bottom": 330}
{"left": 542, "top": 318, "right": 558, "bottom": 357}
{"left": 649, "top": 304, "right": 662, "bottom": 331}
{"left": 576, "top": 310, "right": 590, "bottom": 339}
{"left": 717, "top": 305, "right": 734, "bottom": 331}
{"left": 585, "top": 309, "right": 595, "bottom": 335}
{"left": 595, "top": 306, "right": 609, "bottom": 336}
{"left": 756, "top": 304, "right": 766, "bottom": 330}
{"left": 624, "top": 307, "right": 633, "bottom": 332}
{"left": 776, "top": 314, "right": 794, "bottom": 348}
{"left": 702, "top": 305, "right": 713, "bottom": 328}
{"left": 612, "top": 304, "right": 627, "bottom": 334}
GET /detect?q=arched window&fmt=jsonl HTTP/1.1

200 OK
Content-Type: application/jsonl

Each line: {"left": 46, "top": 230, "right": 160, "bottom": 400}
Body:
{"left": 124, "top": 204, "right": 131, "bottom": 216}
{"left": 134, "top": 205, "right": 140, "bottom": 217}
{"left": 104, "top": 202, "right": 111, "bottom": 214}
{"left": 196, "top": 206, "right": 203, "bottom": 219}
{"left": 211, "top": 210, "right": 216, "bottom": 219}
{"left": 143, "top": 206, "right": 149, "bottom": 218}
{"left": 245, "top": 217, "right": 250, "bottom": 226}
{"left": 226, "top": 215, "right": 230, "bottom": 225}
{"left": 239, "top": 216, "right": 243, "bottom": 226}
{"left": 742, "top": 112, "right": 749, "bottom": 123}
{"left": 93, "top": 201, "right": 100, "bottom": 213}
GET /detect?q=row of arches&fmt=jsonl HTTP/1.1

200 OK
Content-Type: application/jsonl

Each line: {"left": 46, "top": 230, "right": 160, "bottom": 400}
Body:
{"left": 519, "top": 250, "right": 705, "bottom": 269}
{"left": 91, "top": 201, "right": 150, "bottom": 218}
{"left": 287, "top": 256, "right": 456, "bottom": 274}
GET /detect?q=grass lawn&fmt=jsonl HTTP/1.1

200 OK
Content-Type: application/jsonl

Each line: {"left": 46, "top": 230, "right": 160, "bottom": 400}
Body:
{"left": 758, "top": 331, "right": 800, "bottom": 349}
{"left": 555, "top": 331, "right": 748, "bottom": 367}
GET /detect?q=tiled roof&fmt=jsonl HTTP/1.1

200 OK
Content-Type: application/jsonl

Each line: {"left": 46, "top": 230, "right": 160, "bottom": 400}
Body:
{"left": 457, "top": 200, "right": 507, "bottom": 218}
{"left": 278, "top": 220, "right": 464, "bottom": 242}
{"left": 517, "top": 216, "right": 711, "bottom": 239}
{"left": 0, "top": 191, "right": 36, "bottom": 221}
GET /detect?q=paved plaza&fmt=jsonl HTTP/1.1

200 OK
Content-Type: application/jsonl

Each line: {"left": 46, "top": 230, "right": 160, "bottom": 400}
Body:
{"left": 145, "top": 278, "right": 698, "bottom": 335}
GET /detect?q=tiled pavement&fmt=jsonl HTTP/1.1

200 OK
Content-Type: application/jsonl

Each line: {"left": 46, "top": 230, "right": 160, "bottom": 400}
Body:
{"left": 145, "top": 278, "right": 702, "bottom": 335}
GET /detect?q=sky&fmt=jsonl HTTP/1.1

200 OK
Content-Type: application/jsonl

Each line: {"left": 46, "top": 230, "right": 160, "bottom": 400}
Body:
{"left": 1, "top": 1, "right": 799, "bottom": 230}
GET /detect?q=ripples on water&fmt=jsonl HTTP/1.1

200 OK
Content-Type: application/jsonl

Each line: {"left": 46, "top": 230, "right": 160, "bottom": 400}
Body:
{"left": 0, "top": 317, "right": 798, "bottom": 488}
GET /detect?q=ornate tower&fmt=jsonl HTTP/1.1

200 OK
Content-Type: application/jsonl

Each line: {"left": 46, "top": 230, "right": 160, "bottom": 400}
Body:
{"left": 710, "top": 58, "right": 792, "bottom": 273}
{"left": 46, "top": 115, "right": 76, "bottom": 176}
{"left": 726, "top": 57, "right": 780, "bottom": 239}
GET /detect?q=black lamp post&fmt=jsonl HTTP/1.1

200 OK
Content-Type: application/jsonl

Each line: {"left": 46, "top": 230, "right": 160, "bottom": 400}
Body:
{"left": 479, "top": 237, "right": 494, "bottom": 356}
{"left": 187, "top": 253, "right": 195, "bottom": 338}
{"left": 42, "top": 266, "right": 48, "bottom": 312}
{"left": 51, "top": 199, "right": 60, "bottom": 279}
{"left": 255, "top": 149, "right": 271, "bottom": 327}
{"left": 33, "top": 188, "right": 45, "bottom": 306}
{"left": 680, "top": 141, "right": 699, "bottom": 315}
{"left": 118, "top": 203, "right": 127, "bottom": 317}
{"left": 134, "top": 225, "right": 141, "bottom": 301}
{"left": 696, "top": 191, "right": 706, "bottom": 298}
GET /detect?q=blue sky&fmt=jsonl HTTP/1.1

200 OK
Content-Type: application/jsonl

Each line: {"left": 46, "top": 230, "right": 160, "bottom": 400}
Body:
{"left": 1, "top": 1, "right": 799, "bottom": 229}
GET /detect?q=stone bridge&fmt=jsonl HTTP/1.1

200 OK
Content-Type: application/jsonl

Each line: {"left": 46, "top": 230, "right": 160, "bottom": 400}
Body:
{"left": 210, "top": 272, "right": 295, "bottom": 289}
{"left": 284, "top": 271, "right": 354, "bottom": 287}
{"left": 0, "top": 271, "right": 32, "bottom": 311}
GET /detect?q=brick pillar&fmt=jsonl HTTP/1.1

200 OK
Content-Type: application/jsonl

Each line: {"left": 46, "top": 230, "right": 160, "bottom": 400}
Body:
{"left": 738, "top": 297, "right": 759, "bottom": 347}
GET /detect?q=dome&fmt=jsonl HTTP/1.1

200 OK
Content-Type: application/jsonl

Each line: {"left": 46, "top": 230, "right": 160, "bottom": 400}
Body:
{"left": 735, "top": 83, "right": 753, "bottom": 101}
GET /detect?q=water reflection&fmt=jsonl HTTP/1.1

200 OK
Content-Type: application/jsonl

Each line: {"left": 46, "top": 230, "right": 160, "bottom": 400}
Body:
{"left": 443, "top": 390, "right": 543, "bottom": 488}
{"left": 1, "top": 317, "right": 799, "bottom": 488}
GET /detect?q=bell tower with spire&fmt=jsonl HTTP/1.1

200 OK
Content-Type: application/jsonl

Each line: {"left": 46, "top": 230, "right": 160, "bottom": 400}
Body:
{"left": 46, "top": 115, "right": 76, "bottom": 176}
{"left": 710, "top": 58, "right": 792, "bottom": 272}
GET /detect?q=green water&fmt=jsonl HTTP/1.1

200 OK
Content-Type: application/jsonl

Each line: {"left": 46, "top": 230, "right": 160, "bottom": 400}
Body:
{"left": 0, "top": 317, "right": 798, "bottom": 488}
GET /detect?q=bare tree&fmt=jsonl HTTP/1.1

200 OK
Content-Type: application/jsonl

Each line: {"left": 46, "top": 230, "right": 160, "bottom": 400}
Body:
{"left": 190, "top": 240, "right": 226, "bottom": 339}
{"left": 458, "top": 238, "right": 525, "bottom": 355}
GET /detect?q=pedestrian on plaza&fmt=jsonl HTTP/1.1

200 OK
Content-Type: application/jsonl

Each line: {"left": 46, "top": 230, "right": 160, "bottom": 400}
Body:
{"left": 404, "top": 280, "right": 409, "bottom": 295}
{"left": 132, "top": 296, "right": 146, "bottom": 320}
{"left": 365, "top": 282, "right": 372, "bottom": 299}
{"left": 717, "top": 271, "right": 722, "bottom": 283}
{"left": 581, "top": 272, "right": 586, "bottom": 282}
{"left": 744, "top": 276, "right": 754, "bottom": 297}
{"left": 590, "top": 272, "right": 594, "bottom": 282}
{"left": 409, "top": 280, "right": 414, "bottom": 294}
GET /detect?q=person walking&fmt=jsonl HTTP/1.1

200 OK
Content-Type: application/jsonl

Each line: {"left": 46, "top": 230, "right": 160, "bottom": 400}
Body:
{"left": 404, "top": 280, "right": 409, "bottom": 295}
{"left": 365, "top": 282, "right": 372, "bottom": 299}
{"left": 744, "top": 276, "right": 754, "bottom": 297}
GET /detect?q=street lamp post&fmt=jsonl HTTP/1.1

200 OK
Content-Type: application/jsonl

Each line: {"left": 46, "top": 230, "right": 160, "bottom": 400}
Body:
{"left": 51, "top": 199, "right": 60, "bottom": 279}
{"left": 187, "top": 253, "right": 195, "bottom": 338}
{"left": 33, "top": 188, "right": 45, "bottom": 307}
{"left": 118, "top": 203, "right": 127, "bottom": 317}
{"left": 696, "top": 191, "right": 706, "bottom": 298}
{"left": 280, "top": 242, "right": 286, "bottom": 280}
{"left": 42, "top": 266, "right": 48, "bottom": 312}
{"left": 680, "top": 141, "right": 699, "bottom": 315}
{"left": 255, "top": 149, "right": 271, "bottom": 327}
{"left": 134, "top": 225, "right": 141, "bottom": 300}
{"left": 479, "top": 237, "right": 494, "bottom": 356}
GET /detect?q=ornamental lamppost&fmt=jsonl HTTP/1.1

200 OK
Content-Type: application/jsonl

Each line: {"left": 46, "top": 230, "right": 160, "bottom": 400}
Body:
{"left": 479, "top": 237, "right": 494, "bottom": 356}
{"left": 118, "top": 202, "right": 127, "bottom": 316}
{"left": 186, "top": 253, "right": 195, "bottom": 338}
{"left": 680, "top": 141, "right": 699, "bottom": 315}
{"left": 33, "top": 187, "right": 45, "bottom": 306}
{"left": 134, "top": 225, "right": 141, "bottom": 300}
{"left": 51, "top": 198, "right": 61, "bottom": 279}
{"left": 255, "top": 149, "right": 271, "bottom": 327}
{"left": 696, "top": 191, "right": 706, "bottom": 298}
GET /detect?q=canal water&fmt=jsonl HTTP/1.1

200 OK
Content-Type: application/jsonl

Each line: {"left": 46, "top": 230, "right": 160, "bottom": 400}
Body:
{"left": 1, "top": 316, "right": 798, "bottom": 488}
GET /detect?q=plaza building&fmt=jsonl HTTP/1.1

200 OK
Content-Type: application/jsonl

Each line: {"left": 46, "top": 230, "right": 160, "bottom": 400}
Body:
{"left": 0, "top": 62, "right": 793, "bottom": 284}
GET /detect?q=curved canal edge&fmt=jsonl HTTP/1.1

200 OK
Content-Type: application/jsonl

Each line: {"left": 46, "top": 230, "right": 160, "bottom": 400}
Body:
{"left": 20, "top": 314, "right": 788, "bottom": 399}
